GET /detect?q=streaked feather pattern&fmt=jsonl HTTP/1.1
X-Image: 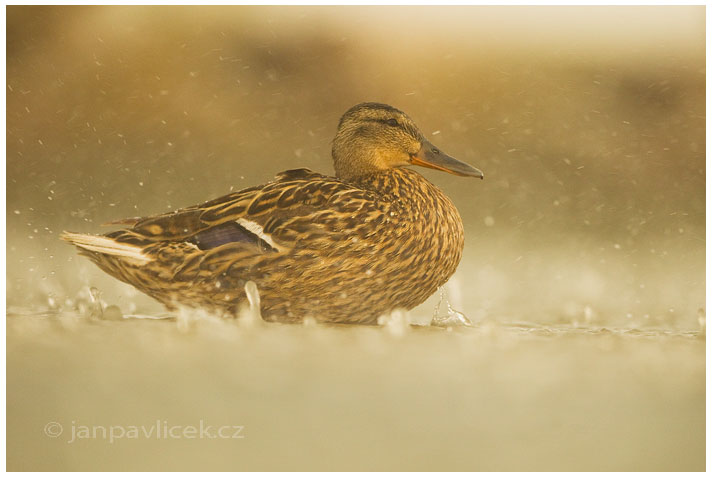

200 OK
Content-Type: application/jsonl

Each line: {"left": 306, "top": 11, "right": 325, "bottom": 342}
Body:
{"left": 63, "top": 168, "right": 464, "bottom": 324}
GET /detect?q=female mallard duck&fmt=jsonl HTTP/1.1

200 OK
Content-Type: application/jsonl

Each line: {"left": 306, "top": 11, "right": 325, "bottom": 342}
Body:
{"left": 62, "top": 103, "right": 483, "bottom": 324}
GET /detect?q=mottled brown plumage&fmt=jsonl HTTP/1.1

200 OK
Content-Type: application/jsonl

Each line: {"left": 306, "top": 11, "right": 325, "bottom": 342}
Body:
{"left": 61, "top": 103, "right": 483, "bottom": 324}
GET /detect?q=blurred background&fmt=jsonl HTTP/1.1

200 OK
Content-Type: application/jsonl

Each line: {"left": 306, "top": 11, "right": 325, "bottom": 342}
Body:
{"left": 6, "top": 5, "right": 705, "bottom": 471}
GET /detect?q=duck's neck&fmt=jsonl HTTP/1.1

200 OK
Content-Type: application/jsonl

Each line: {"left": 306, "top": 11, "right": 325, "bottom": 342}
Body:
{"left": 350, "top": 168, "right": 452, "bottom": 209}
{"left": 333, "top": 151, "right": 385, "bottom": 181}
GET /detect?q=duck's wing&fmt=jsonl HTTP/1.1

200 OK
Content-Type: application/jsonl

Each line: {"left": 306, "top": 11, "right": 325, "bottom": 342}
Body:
{"left": 99, "top": 168, "right": 386, "bottom": 255}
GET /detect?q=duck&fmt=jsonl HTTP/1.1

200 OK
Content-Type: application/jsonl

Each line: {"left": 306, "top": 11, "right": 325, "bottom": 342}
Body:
{"left": 61, "top": 103, "right": 484, "bottom": 324}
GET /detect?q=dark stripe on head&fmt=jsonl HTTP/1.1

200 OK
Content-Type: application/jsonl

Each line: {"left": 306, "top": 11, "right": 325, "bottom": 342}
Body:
{"left": 338, "top": 102, "right": 407, "bottom": 127}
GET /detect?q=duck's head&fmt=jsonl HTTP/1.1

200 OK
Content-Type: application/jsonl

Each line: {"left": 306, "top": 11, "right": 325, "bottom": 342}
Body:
{"left": 332, "top": 102, "right": 484, "bottom": 181}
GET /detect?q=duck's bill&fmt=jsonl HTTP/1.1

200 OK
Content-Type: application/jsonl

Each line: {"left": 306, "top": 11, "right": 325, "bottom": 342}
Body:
{"left": 410, "top": 140, "right": 484, "bottom": 179}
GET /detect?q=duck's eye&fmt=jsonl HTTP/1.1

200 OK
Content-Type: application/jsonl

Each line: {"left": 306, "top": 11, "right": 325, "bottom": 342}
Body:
{"left": 386, "top": 118, "right": 399, "bottom": 127}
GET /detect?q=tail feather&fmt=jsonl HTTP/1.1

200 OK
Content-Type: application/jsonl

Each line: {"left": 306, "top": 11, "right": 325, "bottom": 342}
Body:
{"left": 60, "top": 231, "right": 150, "bottom": 264}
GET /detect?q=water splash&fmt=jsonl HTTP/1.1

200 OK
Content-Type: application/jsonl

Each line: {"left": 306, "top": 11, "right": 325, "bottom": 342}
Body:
{"left": 88, "top": 286, "right": 104, "bottom": 318}
{"left": 175, "top": 306, "right": 196, "bottom": 333}
{"left": 175, "top": 306, "right": 224, "bottom": 333}
{"left": 431, "top": 287, "right": 472, "bottom": 328}
{"left": 103, "top": 305, "right": 123, "bottom": 321}
{"left": 377, "top": 308, "right": 410, "bottom": 337}
{"left": 242, "top": 280, "right": 262, "bottom": 327}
